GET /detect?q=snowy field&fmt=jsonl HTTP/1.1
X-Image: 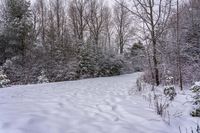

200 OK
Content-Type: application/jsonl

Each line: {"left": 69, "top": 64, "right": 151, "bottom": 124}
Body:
{"left": 0, "top": 73, "right": 199, "bottom": 133}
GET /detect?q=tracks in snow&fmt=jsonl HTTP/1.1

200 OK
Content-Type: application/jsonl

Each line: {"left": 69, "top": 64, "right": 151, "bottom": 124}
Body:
{"left": 0, "top": 73, "right": 173, "bottom": 133}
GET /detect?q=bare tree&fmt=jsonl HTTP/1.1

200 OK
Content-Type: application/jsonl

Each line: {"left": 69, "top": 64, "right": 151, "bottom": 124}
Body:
{"left": 176, "top": 0, "right": 183, "bottom": 90}
{"left": 48, "top": 0, "right": 71, "bottom": 57}
{"left": 103, "top": 7, "right": 113, "bottom": 51}
{"left": 114, "top": 0, "right": 133, "bottom": 54}
{"left": 85, "top": 0, "right": 107, "bottom": 52}
{"left": 32, "top": 0, "right": 48, "bottom": 50}
{"left": 50, "top": 0, "right": 63, "bottom": 43}
{"left": 116, "top": 0, "right": 173, "bottom": 85}
{"left": 68, "top": 0, "right": 88, "bottom": 44}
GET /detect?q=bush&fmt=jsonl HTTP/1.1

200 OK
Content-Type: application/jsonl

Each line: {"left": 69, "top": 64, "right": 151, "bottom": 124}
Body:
{"left": 2, "top": 46, "right": 126, "bottom": 85}
{"left": 190, "top": 82, "right": 200, "bottom": 117}
{"left": 154, "top": 94, "right": 170, "bottom": 116}
{"left": 164, "top": 86, "right": 177, "bottom": 101}
{"left": 37, "top": 70, "right": 49, "bottom": 84}
{"left": 77, "top": 47, "right": 124, "bottom": 78}
{"left": 97, "top": 54, "right": 123, "bottom": 77}
{"left": 136, "top": 78, "right": 142, "bottom": 92}
{"left": 45, "top": 59, "right": 79, "bottom": 82}
{"left": 3, "top": 56, "right": 41, "bottom": 84}
{"left": 3, "top": 57, "right": 24, "bottom": 84}
{"left": 0, "top": 67, "right": 10, "bottom": 88}
{"left": 77, "top": 48, "right": 97, "bottom": 78}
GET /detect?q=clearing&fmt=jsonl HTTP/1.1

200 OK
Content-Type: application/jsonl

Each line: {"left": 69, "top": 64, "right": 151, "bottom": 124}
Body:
{"left": 0, "top": 73, "right": 198, "bottom": 133}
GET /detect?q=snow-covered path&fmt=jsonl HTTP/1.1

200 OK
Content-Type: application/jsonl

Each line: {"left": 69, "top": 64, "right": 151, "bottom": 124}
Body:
{"left": 0, "top": 73, "right": 197, "bottom": 133}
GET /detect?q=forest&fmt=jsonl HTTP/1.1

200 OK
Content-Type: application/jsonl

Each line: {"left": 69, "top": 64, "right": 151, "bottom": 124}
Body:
{"left": 0, "top": 0, "right": 199, "bottom": 86}
{"left": 0, "top": 0, "right": 200, "bottom": 133}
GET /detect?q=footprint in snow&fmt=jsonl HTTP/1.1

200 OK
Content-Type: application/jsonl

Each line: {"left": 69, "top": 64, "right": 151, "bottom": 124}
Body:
{"left": 1, "top": 122, "right": 11, "bottom": 129}
{"left": 58, "top": 102, "right": 64, "bottom": 108}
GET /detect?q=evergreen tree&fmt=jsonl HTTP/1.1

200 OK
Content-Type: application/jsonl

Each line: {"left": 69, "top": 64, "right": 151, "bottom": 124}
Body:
{"left": 2, "top": 0, "right": 32, "bottom": 61}
{"left": 126, "top": 41, "right": 145, "bottom": 72}
{"left": 191, "top": 82, "right": 200, "bottom": 117}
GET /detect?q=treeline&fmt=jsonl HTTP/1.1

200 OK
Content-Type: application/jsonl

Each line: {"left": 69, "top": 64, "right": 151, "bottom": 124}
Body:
{"left": 0, "top": 0, "right": 199, "bottom": 87}
{"left": 120, "top": 0, "right": 200, "bottom": 88}
{"left": 0, "top": 0, "right": 144, "bottom": 84}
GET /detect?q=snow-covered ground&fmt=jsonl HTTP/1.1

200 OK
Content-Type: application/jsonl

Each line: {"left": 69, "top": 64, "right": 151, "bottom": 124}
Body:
{"left": 0, "top": 73, "right": 199, "bottom": 133}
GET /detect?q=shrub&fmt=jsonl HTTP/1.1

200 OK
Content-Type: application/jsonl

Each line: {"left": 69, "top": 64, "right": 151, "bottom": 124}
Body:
{"left": 2, "top": 46, "right": 126, "bottom": 84}
{"left": 136, "top": 78, "right": 142, "bottom": 92}
{"left": 190, "top": 82, "right": 200, "bottom": 117}
{"left": 77, "top": 48, "right": 97, "bottom": 78}
{"left": 37, "top": 70, "right": 49, "bottom": 84}
{"left": 0, "top": 67, "right": 10, "bottom": 88}
{"left": 77, "top": 47, "right": 124, "bottom": 78}
{"left": 97, "top": 54, "right": 123, "bottom": 77}
{"left": 44, "top": 59, "right": 79, "bottom": 82}
{"left": 154, "top": 94, "right": 170, "bottom": 116}
{"left": 3, "top": 56, "right": 41, "bottom": 84}
{"left": 164, "top": 86, "right": 177, "bottom": 101}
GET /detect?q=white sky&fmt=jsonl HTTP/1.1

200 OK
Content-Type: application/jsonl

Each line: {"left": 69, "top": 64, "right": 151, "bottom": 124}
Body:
{"left": 30, "top": 0, "right": 114, "bottom": 5}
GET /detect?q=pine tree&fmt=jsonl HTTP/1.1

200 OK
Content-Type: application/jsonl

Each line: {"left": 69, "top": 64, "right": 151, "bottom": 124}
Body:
{"left": 2, "top": 0, "right": 32, "bottom": 60}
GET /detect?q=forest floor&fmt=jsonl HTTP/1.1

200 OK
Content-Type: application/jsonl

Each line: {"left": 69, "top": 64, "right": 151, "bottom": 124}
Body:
{"left": 0, "top": 73, "right": 199, "bottom": 133}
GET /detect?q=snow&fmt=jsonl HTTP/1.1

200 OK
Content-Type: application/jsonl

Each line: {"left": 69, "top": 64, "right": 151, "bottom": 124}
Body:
{"left": 195, "top": 82, "right": 200, "bottom": 86}
{"left": 0, "top": 73, "right": 198, "bottom": 133}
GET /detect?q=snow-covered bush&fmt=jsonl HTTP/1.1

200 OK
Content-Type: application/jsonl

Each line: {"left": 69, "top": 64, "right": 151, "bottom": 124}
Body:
{"left": 179, "top": 124, "right": 200, "bottom": 133}
{"left": 162, "top": 71, "right": 177, "bottom": 101}
{"left": 154, "top": 94, "right": 170, "bottom": 116}
{"left": 97, "top": 54, "right": 123, "bottom": 77}
{"left": 0, "top": 67, "right": 10, "bottom": 88}
{"left": 164, "top": 86, "right": 177, "bottom": 101}
{"left": 77, "top": 48, "right": 97, "bottom": 78}
{"left": 3, "top": 57, "right": 39, "bottom": 84}
{"left": 154, "top": 85, "right": 176, "bottom": 117}
{"left": 45, "top": 59, "right": 79, "bottom": 82}
{"left": 3, "top": 57, "right": 24, "bottom": 84}
{"left": 165, "top": 75, "right": 174, "bottom": 86}
{"left": 37, "top": 70, "right": 49, "bottom": 84}
{"left": 65, "top": 61, "right": 79, "bottom": 80}
{"left": 144, "top": 84, "right": 173, "bottom": 118}
{"left": 136, "top": 78, "right": 142, "bottom": 92}
{"left": 77, "top": 47, "right": 124, "bottom": 78}
{"left": 190, "top": 82, "right": 200, "bottom": 117}
{"left": 193, "top": 124, "right": 200, "bottom": 133}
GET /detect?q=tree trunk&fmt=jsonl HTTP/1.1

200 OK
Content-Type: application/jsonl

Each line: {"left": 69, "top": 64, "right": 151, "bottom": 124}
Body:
{"left": 152, "top": 37, "right": 160, "bottom": 86}
{"left": 176, "top": 0, "right": 183, "bottom": 90}
{"left": 149, "top": 0, "right": 160, "bottom": 86}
